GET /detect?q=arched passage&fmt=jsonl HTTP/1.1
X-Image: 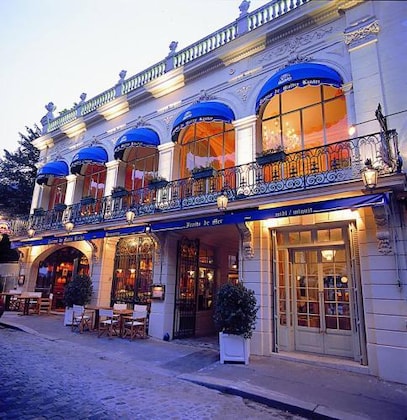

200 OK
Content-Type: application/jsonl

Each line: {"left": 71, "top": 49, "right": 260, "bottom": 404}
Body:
{"left": 35, "top": 246, "right": 90, "bottom": 310}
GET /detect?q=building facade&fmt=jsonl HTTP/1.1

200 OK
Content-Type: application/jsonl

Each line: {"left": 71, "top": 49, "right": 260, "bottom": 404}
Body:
{"left": 9, "top": 0, "right": 407, "bottom": 384}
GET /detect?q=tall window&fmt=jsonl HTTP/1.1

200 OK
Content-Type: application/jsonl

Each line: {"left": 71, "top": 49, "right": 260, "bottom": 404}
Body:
{"left": 123, "top": 148, "right": 159, "bottom": 190}
{"left": 261, "top": 85, "right": 347, "bottom": 153}
{"left": 111, "top": 236, "right": 154, "bottom": 306}
{"left": 179, "top": 121, "right": 235, "bottom": 178}
{"left": 82, "top": 165, "right": 106, "bottom": 199}
{"left": 48, "top": 180, "right": 67, "bottom": 210}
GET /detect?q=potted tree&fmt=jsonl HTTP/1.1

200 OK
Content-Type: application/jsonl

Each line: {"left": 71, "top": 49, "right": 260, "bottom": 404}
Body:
{"left": 213, "top": 282, "right": 258, "bottom": 364}
{"left": 63, "top": 273, "right": 93, "bottom": 326}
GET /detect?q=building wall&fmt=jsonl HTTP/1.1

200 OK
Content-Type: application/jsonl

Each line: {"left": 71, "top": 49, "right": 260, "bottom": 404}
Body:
{"left": 18, "top": 1, "right": 407, "bottom": 384}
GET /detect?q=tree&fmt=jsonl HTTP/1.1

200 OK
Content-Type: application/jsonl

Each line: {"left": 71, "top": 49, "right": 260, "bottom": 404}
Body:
{"left": 0, "top": 125, "right": 40, "bottom": 217}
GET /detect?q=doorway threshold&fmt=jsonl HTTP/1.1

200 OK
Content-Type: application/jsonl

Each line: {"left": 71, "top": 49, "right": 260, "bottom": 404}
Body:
{"left": 273, "top": 350, "right": 370, "bottom": 375}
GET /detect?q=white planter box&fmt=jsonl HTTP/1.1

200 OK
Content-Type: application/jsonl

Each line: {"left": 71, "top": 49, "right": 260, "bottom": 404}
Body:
{"left": 219, "top": 332, "right": 250, "bottom": 364}
{"left": 64, "top": 307, "right": 74, "bottom": 326}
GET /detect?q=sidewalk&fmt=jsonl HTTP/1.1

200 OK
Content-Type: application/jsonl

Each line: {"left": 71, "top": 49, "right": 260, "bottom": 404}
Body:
{"left": 1, "top": 311, "right": 406, "bottom": 420}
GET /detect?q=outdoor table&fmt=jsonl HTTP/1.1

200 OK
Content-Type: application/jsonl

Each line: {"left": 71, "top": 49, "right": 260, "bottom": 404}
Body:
{"left": 85, "top": 306, "right": 132, "bottom": 334}
{"left": 14, "top": 296, "right": 35, "bottom": 315}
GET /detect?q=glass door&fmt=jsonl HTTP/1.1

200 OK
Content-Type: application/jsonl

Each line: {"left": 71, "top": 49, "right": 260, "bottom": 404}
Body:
{"left": 292, "top": 247, "right": 354, "bottom": 357}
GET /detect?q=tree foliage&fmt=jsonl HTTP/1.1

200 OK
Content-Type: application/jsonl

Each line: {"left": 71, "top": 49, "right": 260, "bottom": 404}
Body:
{"left": 0, "top": 125, "right": 41, "bottom": 217}
{"left": 213, "top": 282, "right": 259, "bottom": 339}
{"left": 63, "top": 274, "right": 93, "bottom": 307}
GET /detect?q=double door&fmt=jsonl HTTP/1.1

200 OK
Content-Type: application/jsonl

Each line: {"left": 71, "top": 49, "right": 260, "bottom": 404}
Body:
{"left": 290, "top": 248, "right": 354, "bottom": 358}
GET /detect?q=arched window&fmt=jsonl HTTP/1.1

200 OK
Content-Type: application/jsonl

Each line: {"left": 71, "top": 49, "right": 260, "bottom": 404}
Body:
{"left": 257, "top": 64, "right": 348, "bottom": 178}
{"left": 179, "top": 121, "right": 235, "bottom": 178}
{"left": 261, "top": 84, "right": 347, "bottom": 153}
{"left": 82, "top": 164, "right": 107, "bottom": 200}
{"left": 123, "top": 148, "right": 159, "bottom": 191}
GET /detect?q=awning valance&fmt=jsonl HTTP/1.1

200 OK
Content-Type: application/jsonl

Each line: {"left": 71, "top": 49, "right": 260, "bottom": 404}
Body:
{"left": 70, "top": 146, "right": 108, "bottom": 175}
{"left": 114, "top": 127, "right": 160, "bottom": 161}
{"left": 36, "top": 161, "right": 69, "bottom": 185}
{"left": 171, "top": 101, "right": 235, "bottom": 141}
{"left": 256, "top": 63, "right": 343, "bottom": 111}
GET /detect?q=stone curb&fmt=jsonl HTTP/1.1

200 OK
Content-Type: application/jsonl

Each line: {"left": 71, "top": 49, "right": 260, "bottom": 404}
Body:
{"left": 179, "top": 374, "right": 369, "bottom": 420}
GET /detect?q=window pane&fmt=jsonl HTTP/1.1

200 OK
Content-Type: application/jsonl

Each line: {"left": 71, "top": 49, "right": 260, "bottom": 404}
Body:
{"left": 325, "top": 96, "right": 348, "bottom": 143}
{"left": 263, "top": 95, "right": 280, "bottom": 119}
{"left": 282, "top": 112, "right": 301, "bottom": 152}
{"left": 262, "top": 117, "right": 282, "bottom": 151}
{"left": 281, "top": 85, "right": 321, "bottom": 113}
{"left": 303, "top": 104, "right": 324, "bottom": 149}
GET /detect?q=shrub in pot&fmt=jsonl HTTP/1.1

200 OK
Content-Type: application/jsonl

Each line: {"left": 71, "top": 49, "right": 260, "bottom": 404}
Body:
{"left": 213, "top": 282, "right": 258, "bottom": 364}
{"left": 63, "top": 274, "right": 93, "bottom": 325}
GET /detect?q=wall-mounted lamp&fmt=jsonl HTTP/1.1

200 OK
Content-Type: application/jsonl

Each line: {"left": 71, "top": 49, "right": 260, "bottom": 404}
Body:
{"left": 321, "top": 249, "right": 336, "bottom": 261}
{"left": 217, "top": 190, "right": 228, "bottom": 212}
{"left": 361, "top": 158, "right": 378, "bottom": 190}
{"left": 144, "top": 224, "right": 151, "bottom": 234}
{"left": 65, "top": 221, "right": 75, "bottom": 234}
{"left": 126, "top": 209, "right": 135, "bottom": 224}
{"left": 27, "top": 227, "right": 35, "bottom": 238}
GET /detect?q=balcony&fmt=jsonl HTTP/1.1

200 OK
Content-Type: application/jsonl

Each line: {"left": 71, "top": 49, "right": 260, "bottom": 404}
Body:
{"left": 10, "top": 131, "right": 403, "bottom": 238}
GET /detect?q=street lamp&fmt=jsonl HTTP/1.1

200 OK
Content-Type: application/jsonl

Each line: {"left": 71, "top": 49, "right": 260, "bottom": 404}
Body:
{"left": 126, "top": 209, "right": 135, "bottom": 224}
{"left": 361, "top": 158, "right": 378, "bottom": 190}
{"left": 217, "top": 190, "right": 228, "bottom": 212}
{"left": 65, "top": 221, "right": 74, "bottom": 233}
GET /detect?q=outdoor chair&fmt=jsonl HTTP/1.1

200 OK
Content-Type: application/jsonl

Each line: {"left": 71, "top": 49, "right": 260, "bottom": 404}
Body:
{"left": 38, "top": 293, "right": 53, "bottom": 315}
{"left": 28, "top": 292, "right": 42, "bottom": 314}
{"left": 97, "top": 308, "right": 119, "bottom": 338}
{"left": 122, "top": 304, "right": 148, "bottom": 340}
{"left": 71, "top": 304, "right": 94, "bottom": 333}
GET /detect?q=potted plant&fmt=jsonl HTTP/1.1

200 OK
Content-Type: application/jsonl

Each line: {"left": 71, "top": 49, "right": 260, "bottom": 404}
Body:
{"left": 33, "top": 207, "right": 45, "bottom": 216}
{"left": 111, "top": 186, "right": 129, "bottom": 198}
{"left": 213, "top": 282, "right": 258, "bottom": 364}
{"left": 256, "top": 145, "right": 287, "bottom": 165}
{"left": 80, "top": 196, "right": 96, "bottom": 206}
{"left": 191, "top": 164, "right": 217, "bottom": 180}
{"left": 54, "top": 203, "right": 67, "bottom": 212}
{"left": 148, "top": 176, "right": 168, "bottom": 190}
{"left": 63, "top": 273, "right": 93, "bottom": 326}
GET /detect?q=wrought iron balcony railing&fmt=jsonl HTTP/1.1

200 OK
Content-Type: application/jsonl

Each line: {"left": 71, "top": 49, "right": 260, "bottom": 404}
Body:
{"left": 10, "top": 131, "right": 401, "bottom": 238}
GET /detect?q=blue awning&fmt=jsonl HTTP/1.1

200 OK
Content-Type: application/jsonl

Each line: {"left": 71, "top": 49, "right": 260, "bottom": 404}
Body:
{"left": 114, "top": 127, "right": 160, "bottom": 161}
{"left": 171, "top": 101, "right": 235, "bottom": 141}
{"left": 70, "top": 146, "right": 108, "bottom": 175}
{"left": 150, "top": 193, "right": 387, "bottom": 232}
{"left": 256, "top": 63, "right": 343, "bottom": 111}
{"left": 36, "top": 161, "right": 69, "bottom": 185}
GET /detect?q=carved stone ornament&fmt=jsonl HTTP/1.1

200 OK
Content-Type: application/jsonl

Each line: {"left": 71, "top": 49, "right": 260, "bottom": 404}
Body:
{"left": 372, "top": 205, "right": 392, "bottom": 255}
{"left": 89, "top": 240, "right": 100, "bottom": 262}
{"left": 237, "top": 222, "right": 254, "bottom": 259}
{"left": 196, "top": 89, "right": 215, "bottom": 103}
{"left": 344, "top": 18, "right": 380, "bottom": 50}
{"left": 133, "top": 116, "right": 147, "bottom": 128}
{"left": 236, "top": 85, "right": 251, "bottom": 102}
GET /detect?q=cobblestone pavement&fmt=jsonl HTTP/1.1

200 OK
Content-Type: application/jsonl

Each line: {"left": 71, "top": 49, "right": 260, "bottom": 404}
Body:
{"left": 0, "top": 326, "right": 306, "bottom": 420}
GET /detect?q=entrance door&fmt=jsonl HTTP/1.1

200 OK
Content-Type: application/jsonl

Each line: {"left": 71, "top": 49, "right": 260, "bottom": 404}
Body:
{"left": 292, "top": 248, "right": 354, "bottom": 358}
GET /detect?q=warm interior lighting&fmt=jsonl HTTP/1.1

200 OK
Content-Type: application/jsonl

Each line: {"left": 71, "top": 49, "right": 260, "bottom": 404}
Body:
{"left": 126, "top": 210, "right": 135, "bottom": 224}
{"left": 217, "top": 191, "right": 228, "bottom": 212}
{"left": 27, "top": 227, "right": 35, "bottom": 238}
{"left": 321, "top": 249, "right": 336, "bottom": 261}
{"left": 65, "top": 221, "right": 74, "bottom": 233}
{"left": 361, "top": 158, "right": 378, "bottom": 190}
